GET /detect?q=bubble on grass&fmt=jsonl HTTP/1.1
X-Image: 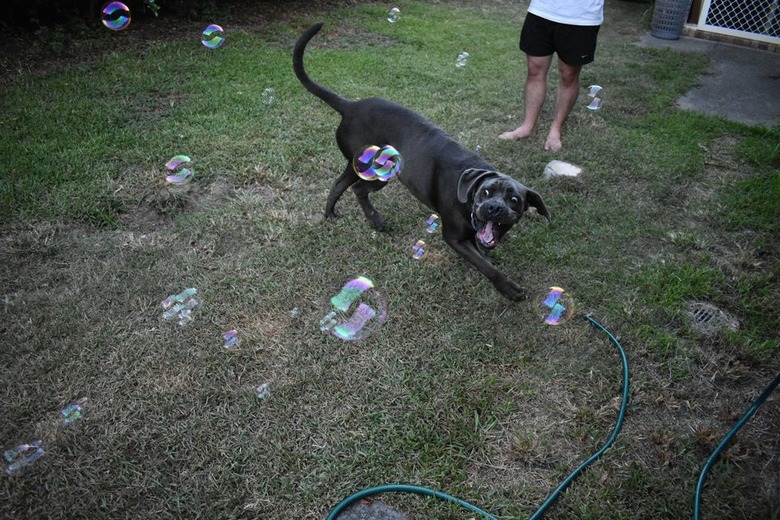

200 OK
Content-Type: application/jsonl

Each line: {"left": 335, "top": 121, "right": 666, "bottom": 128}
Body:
{"left": 61, "top": 404, "right": 83, "bottom": 425}
{"left": 165, "top": 155, "right": 193, "bottom": 184}
{"left": 319, "top": 276, "right": 387, "bottom": 341}
{"left": 353, "top": 145, "right": 403, "bottom": 182}
{"left": 101, "top": 2, "right": 131, "bottom": 31}
{"left": 426, "top": 214, "right": 440, "bottom": 234}
{"left": 223, "top": 329, "right": 239, "bottom": 348}
{"left": 262, "top": 87, "right": 275, "bottom": 105}
{"left": 256, "top": 383, "right": 271, "bottom": 400}
{"left": 387, "top": 7, "right": 400, "bottom": 23}
{"left": 411, "top": 240, "right": 428, "bottom": 260}
{"left": 162, "top": 287, "right": 199, "bottom": 326}
{"left": 456, "top": 52, "right": 470, "bottom": 68}
{"left": 4, "top": 441, "right": 45, "bottom": 475}
{"left": 538, "top": 286, "right": 575, "bottom": 325}
{"left": 201, "top": 24, "right": 225, "bottom": 49}
{"left": 587, "top": 84, "right": 602, "bottom": 111}
{"left": 475, "top": 145, "right": 482, "bottom": 155}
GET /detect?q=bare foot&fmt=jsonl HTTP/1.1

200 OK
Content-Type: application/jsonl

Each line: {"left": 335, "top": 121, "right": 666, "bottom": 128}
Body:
{"left": 543, "top": 130, "right": 563, "bottom": 151}
{"left": 499, "top": 123, "right": 535, "bottom": 141}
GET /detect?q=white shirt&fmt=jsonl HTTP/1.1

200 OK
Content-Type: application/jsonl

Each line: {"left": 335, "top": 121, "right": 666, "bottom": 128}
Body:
{"left": 528, "top": 0, "right": 605, "bottom": 26}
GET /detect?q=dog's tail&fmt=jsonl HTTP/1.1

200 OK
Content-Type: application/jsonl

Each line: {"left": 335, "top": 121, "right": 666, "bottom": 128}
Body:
{"left": 293, "top": 23, "right": 351, "bottom": 115}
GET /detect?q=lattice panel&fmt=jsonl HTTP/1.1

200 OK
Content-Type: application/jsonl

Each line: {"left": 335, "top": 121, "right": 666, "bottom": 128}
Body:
{"left": 705, "top": 0, "right": 780, "bottom": 37}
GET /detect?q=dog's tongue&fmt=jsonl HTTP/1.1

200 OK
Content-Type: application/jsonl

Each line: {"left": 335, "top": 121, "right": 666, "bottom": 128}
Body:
{"left": 477, "top": 220, "right": 496, "bottom": 247}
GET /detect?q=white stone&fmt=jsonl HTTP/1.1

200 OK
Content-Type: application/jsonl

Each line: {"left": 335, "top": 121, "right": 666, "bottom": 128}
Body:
{"left": 543, "top": 160, "right": 582, "bottom": 179}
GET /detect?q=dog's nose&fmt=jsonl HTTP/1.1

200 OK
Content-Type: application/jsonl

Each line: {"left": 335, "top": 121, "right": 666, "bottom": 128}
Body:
{"left": 484, "top": 200, "right": 503, "bottom": 218}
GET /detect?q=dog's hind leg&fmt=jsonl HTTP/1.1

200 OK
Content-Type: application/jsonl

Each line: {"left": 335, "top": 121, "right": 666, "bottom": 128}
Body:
{"left": 352, "top": 180, "right": 387, "bottom": 231}
{"left": 325, "top": 164, "right": 359, "bottom": 220}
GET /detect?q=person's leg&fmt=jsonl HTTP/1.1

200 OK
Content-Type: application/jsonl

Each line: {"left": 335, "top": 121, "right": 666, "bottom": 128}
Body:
{"left": 543, "top": 59, "right": 582, "bottom": 151}
{"left": 499, "top": 54, "right": 553, "bottom": 141}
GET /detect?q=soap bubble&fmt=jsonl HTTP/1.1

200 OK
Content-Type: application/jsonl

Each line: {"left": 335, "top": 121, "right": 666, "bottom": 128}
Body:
{"left": 162, "top": 287, "right": 199, "bottom": 326}
{"left": 165, "top": 155, "right": 193, "bottom": 184}
{"left": 587, "top": 84, "right": 602, "bottom": 111}
{"left": 426, "top": 214, "right": 440, "bottom": 234}
{"left": 320, "top": 276, "right": 387, "bottom": 341}
{"left": 456, "top": 52, "right": 470, "bottom": 68}
{"left": 262, "top": 87, "right": 275, "bottom": 105}
{"left": 4, "top": 441, "right": 45, "bottom": 475}
{"left": 353, "top": 145, "right": 403, "bottom": 182}
{"left": 223, "top": 329, "right": 239, "bottom": 348}
{"left": 61, "top": 404, "right": 83, "bottom": 425}
{"left": 256, "top": 383, "right": 271, "bottom": 400}
{"left": 101, "top": 2, "right": 131, "bottom": 31}
{"left": 411, "top": 240, "right": 428, "bottom": 260}
{"left": 387, "top": 7, "right": 400, "bottom": 23}
{"left": 538, "top": 286, "right": 575, "bottom": 325}
{"left": 201, "top": 24, "right": 225, "bottom": 49}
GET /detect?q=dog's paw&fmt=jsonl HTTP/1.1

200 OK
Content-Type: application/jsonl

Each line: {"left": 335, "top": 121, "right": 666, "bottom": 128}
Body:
{"left": 367, "top": 213, "right": 387, "bottom": 232}
{"left": 495, "top": 279, "right": 526, "bottom": 301}
{"left": 324, "top": 209, "right": 342, "bottom": 220}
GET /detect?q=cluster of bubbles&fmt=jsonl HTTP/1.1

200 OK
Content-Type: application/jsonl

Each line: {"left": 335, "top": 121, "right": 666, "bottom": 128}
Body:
{"left": 411, "top": 214, "right": 441, "bottom": 260}
{"left": 4, "top": 400, "right": 86, "bottom": 475}
{"left": 262, "top": 88, "right": 275, "bottom": 106}
{"left": 352, "top": 145, "right": 403, "bottom": 182}
{"left": 456, "top": 52, "right": 470, "bottom": 69}
{"left": 161, "top": 288, "right": 199, "bottom": 326}
{"left": 587, "top": 85, "right": 603, "bottom": 111}
{"left": 101, "top": 2, "right": 227, "bottom": 52}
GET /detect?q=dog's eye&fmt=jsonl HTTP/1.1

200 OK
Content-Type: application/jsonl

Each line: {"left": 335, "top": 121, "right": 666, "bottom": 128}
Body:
{"left": 484, "top": 189, "right": 490, "bottom": 197}
{"left": 510, "top": 196, "right": 519, "bottom": 204}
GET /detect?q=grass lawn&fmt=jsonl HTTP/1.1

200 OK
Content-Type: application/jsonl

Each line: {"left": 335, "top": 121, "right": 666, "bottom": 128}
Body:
{"left": 1, "top": 0, "right": 778, "bottom": 518}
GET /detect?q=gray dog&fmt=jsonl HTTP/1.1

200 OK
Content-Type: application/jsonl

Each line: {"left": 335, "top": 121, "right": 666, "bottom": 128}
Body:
{"left": 293, "top": 23, "right": 551, "bottom": 300}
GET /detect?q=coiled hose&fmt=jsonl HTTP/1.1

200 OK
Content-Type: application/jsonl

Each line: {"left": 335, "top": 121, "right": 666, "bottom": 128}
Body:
{"left": 325, "top": 314, "right": 630, "bottom": 519}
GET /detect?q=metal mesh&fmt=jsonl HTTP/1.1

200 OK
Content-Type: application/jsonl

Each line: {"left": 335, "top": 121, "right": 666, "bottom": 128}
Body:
{"left": 704, "top": 0, "right": 780, "bottom": 37}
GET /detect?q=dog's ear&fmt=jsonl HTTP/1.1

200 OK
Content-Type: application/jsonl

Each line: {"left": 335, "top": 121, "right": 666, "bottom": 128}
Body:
{"left": 457, "top": 168, "right": 495, "bottom": 203}
{"left": 526, "top": 188, "right": 551, "bottom": 222}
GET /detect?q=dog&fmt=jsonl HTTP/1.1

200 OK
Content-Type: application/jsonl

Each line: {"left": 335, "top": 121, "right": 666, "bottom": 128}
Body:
{"left": 293, "top": 23, "right": 551, "bottom": 300}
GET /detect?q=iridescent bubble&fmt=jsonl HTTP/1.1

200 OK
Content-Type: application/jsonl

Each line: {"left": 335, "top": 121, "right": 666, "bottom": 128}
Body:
{"left": 262, "top": 87, "right": 275, "bottom": 105}
{"left": 4, "top": 441, "right": 45, "bottom": 475}
{"left": 426, "top": 214, "right": 440, "bottom": 234}
{"left": 61, "top": 404, "right": 83, "bottom": 425}
{"left": 353, "top": 145, "right": 403, "bottom": 182}
{"left": 162, "top": 288, "right": 199, "bottom": 326}
{"left": 411, "top": 240, "right": 428, "bottom": 260}
{"left": 165, "top": 155, "right": 193, "bottom": 184}
{"left": 101, "top": 2, "right": 131, "bottom": 31}
{"left": 223, "top": 329, "right": 239, "bottom": 348}
{"left": 320, "top": 276, "right": 388, "bottom": 341}
{"left": 201, "top": 24, "right": 225, "bottom": 49}
{"left": 387, "top": 7, "right": 400, "bottom": 23}
{"left": 538, "top": 286, "right": 575, "bottom": 325}
{"left": 587, "top": 97, "right": 602, "bottom": 111}
{"left": 256, "top": 383, "right": 271, "bottom": 400}
{"left": 456, "top": 52, "right": 470, "bottom": 68}
{"left": 145, "top": 0, "right": 160, "bottom": 17}
{"left": 587, "top": 84, "right": 603, "bottom": 111}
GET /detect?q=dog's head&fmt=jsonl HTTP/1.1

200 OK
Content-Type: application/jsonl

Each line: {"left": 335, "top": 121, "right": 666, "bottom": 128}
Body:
{"left": 457, "top": 168, "right": 551, "bottom": 249}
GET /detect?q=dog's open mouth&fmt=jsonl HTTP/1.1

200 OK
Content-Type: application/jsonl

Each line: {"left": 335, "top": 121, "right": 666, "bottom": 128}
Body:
{"left": 473, "top": 218, "right": 500, "bottom": 249}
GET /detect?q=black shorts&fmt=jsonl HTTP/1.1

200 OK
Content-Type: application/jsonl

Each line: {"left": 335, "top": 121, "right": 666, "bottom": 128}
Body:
{"left": 520, "top": 12, "right": 601, "bottom": 66}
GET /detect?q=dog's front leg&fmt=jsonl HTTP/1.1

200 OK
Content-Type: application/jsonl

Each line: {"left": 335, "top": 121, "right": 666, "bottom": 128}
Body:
{"left": 325, "top": 165, "right": 358, "bottom": 220}
{"left": 444, "top": 235, "right": 525, "bottom": 301}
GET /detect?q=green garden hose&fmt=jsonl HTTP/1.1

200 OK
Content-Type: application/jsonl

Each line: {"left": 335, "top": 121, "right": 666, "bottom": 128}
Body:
{"left": 325, "top": 314, "right": 630, "bottom": 519}
{"left": 693, "top": 370, "right": 780, "bottom": 520}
